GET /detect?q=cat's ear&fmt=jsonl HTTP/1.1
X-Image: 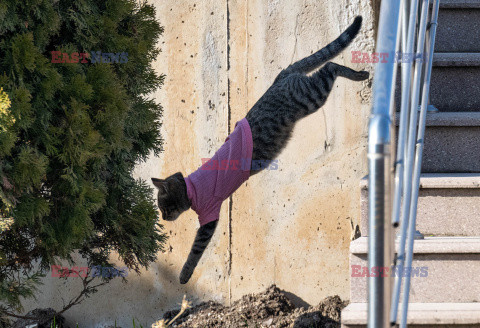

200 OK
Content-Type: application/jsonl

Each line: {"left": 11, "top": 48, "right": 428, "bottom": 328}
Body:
{"left": 151, "top": 178, "right": 168, "bottom": 194}
{"left": 173, "top": 172, "right": 184, "bottom": 180}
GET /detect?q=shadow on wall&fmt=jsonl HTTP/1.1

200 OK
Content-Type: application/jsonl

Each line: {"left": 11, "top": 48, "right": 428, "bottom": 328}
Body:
{"left": 19, "top": 255, "right": 212, "bottom": 328}
{"left": 94, "top": 260, "right": 210, "bottom": 327}
{"left": 370, "top": 0, "right": 382, "bottom": 41}
{"left": 154, "top": 259, "right": 214, "bottom": 308}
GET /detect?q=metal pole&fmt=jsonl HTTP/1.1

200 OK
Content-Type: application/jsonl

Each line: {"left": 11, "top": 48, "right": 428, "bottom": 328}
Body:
{"left": 390, "top": 0, "right": 420, "bottom": 322}
{"left": 392, "top": 0, "right": 419, "bottom": 228}
{"left": 391, "top": 0, "right": 408, "bottom": 234}
{"left": 399, "top": 1, "right": 440, "bottom": 326}
{"left": 368, "top": 0, "right": 401, "bottom": 326}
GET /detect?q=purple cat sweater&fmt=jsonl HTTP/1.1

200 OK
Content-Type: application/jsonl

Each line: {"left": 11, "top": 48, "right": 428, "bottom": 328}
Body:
{"left": 184, "top": 118, "right": 253, "bottom": 226}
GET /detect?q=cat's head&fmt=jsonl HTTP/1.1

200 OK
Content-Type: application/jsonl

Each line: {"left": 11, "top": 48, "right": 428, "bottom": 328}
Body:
{"left": 151, "top": 172, "right": 191, "bottom": 222}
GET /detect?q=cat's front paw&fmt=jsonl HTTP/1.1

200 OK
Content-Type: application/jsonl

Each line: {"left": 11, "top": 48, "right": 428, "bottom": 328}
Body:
{"left": 180, "top": 265, "right": 193, "bottom": 284}
{"left": 359, "top": 71, "right": 369, "bottom": 80}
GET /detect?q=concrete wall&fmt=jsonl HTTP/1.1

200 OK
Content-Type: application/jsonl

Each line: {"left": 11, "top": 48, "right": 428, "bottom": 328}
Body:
{"left": 22, "top": 1, "right": 376, "bottom": 327}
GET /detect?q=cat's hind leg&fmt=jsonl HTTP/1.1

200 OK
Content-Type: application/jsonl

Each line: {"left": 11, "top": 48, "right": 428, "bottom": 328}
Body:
{"left": 315, "top": 62, "right": 369, "bottom": 82}
{"left": 274, "top": 16, "right": 364, "bottom": 82}
{"left": 308, "top": 62, "right": 368, "bottom": 101}
{"left": 298, "top": 62, "right": 368, "bottom": 114}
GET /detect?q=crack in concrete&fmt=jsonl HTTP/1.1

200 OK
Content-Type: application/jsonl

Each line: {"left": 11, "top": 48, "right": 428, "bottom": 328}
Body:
{"left": 290, "top": 12, "right": 300, "bottom": 65}
{"left": 321, "top": 107, "right": 330, "bottom": 151}
{"left": 226, "top": 0, "right": 233, "bottom": 306}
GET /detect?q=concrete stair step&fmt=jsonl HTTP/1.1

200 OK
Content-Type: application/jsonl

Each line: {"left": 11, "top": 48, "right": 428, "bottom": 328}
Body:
{"left": 432, "top": 52, "right": 480, "bottom": 66}
{"left": 439, "top": 0, "right": 480, "bottom": 9}
{"left": 429, "top": 65, "right": 480, "bottom": 112}
{"left": 396, "top": 56, "right": 480, "bottom": 112}
{"left": 391, "top": 112, "right": 480, "bottom": 172}
{"left": 349, "top": 236, "right": 480, "bottom": 303}
{"left": 435, "top": 3, "right": 480, "bottom": 52}
{"left": 341, "top": 302, "right": 480, "bottom": 327}
{"left": 360, "top": 173, "right": 480, "bottom": 237}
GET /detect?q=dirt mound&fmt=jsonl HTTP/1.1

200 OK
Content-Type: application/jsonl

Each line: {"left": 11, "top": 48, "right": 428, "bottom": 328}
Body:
{"left": 162, "top": 285, "right": 348, "bottom": 328}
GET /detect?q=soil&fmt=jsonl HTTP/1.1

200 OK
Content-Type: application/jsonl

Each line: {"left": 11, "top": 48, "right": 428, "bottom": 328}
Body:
{"left": 162, "top": 285, "right": 348, "bottom": 328}
{"left": 12, "top": 285, "right": 347, "bottom": 328}
{"left": 12, "top": 308, "right": 66, "bottom": 328}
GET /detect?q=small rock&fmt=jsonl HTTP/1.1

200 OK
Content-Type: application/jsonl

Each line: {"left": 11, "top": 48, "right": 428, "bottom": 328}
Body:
{"left": 263, "top": 317, "right": 273, "bottom": 326}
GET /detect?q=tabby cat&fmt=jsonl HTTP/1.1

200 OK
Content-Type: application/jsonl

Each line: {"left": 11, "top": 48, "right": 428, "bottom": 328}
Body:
{"left": 152, "top": 16, "right": 368, "bottom": 284}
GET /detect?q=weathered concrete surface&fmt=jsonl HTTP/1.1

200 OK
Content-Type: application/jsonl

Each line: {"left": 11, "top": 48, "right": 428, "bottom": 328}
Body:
{"left": 21, "top": 1, "right": 375, "bottom": 327}
{"left": 227, "top": 0, "right": 374, "bottom": 305}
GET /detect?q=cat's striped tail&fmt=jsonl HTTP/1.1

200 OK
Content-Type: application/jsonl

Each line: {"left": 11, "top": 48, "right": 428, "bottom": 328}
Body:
{"left": 283, "top": 16, "right": 363, "bottom": 75}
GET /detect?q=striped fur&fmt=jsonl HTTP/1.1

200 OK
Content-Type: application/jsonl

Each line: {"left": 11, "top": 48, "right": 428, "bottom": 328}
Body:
{"left": 246, "top": 17, "right": 368, "bottom": 171}
{"left": 153, "top": 16, "right": 368, "bottom": 284}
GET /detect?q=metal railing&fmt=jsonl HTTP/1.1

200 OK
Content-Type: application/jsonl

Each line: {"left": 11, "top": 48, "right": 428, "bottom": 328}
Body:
{"left": 367, "top": 0, "right": 441, "bottom": 327}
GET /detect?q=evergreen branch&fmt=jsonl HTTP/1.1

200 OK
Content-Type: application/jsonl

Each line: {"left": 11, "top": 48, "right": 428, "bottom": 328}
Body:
{"left": 0, "top": 0, "right": 166, "bottom": 319}
{"left": 54, "top": 275, "right": 109, "bottom": 317}
{"left": 1, "top": 311, "right": 38, "bottom": 320}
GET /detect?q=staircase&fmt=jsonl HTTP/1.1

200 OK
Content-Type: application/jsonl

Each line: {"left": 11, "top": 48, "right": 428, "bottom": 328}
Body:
{"left": 341, "top": 1, "right": 480, "bottom": 326}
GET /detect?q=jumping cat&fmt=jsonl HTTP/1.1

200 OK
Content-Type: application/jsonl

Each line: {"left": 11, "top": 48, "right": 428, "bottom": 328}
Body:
{"left": 152, "top": 16, "right": 369, "bottom": 284}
